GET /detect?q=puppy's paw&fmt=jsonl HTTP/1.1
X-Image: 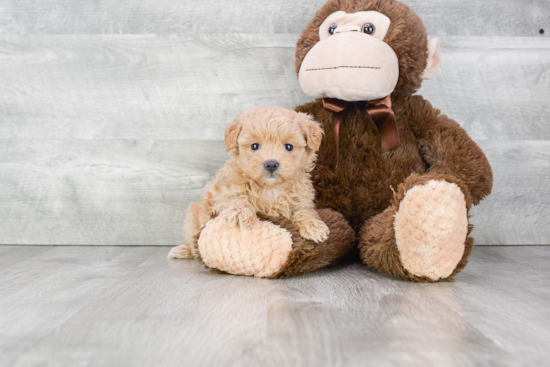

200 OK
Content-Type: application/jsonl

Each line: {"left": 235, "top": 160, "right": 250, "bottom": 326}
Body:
{"left": 168, "top": 244, "right": 194, "bottom": 259}
{"left": 220, "top": 207, "right": 258, "bottom": 229}
{"left": 298, "top": 218, "right": 330, "bottom": 243}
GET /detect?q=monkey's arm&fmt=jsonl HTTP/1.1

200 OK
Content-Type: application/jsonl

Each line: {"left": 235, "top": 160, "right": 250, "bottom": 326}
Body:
{"left": 407, "top": 95, "right": 493, "bottom": 205}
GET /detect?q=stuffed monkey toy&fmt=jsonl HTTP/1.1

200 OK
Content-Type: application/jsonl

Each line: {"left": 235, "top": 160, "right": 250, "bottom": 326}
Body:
{"left": 189, "top": 0, "right": 493, "bottom": 282}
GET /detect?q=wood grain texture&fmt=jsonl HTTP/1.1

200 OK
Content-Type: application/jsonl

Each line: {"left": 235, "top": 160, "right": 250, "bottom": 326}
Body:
{"left": 0, "top": 246, "right": 159, "bottom": 367}
{"left": 0, "top": 139, "right": 547, "bottom": 245}
{"left": 1, "top": 35, "right": 549, "bottom": 142}
{"left": 0, "top": 0, "right": 548, "bottom": 36}
{"left": 1, "top": 13, "right": 549, "bottom": 246}
{"left": 0, "top": 139, "right": 227, "bottom": 245}
{"left": 471, "top": 141, "right": 550, "bottom": 245}
{"left": 0, "top": 34, "right": 303, "bottom": 142}
{"left": 0, "top": 246, "right": 549, "bottom": 366}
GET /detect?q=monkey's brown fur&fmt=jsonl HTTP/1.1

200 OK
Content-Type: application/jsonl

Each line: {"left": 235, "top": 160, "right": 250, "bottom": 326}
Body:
{"left": 197, "top": 0, "right": 492, "bottom": 281}
{"left": 267, "top": 209, "right": 356, "bottom": 278}
{"left": 203, "top": 209, "right": 355, "bottom": 279}
{"left": 272, "top": 0, "right": 492, "bottom": 281}
{"left": 358, "top": 172, "right": 475, "bottom": 282}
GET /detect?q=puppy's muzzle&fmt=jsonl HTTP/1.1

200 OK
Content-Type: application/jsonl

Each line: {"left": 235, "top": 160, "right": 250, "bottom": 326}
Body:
{"left": 264, "top": 160, "right": 280, "bottom": 173}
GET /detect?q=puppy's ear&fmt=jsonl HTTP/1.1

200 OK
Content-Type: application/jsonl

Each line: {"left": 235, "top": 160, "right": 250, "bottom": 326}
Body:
{"left": 224, "top": 117, "right": 243, "bottom": 152}
{"left": 295, "top": 113, "right": 323, "bottom": 151}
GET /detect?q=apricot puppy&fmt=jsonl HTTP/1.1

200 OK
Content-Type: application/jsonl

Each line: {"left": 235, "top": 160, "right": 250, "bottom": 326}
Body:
{"left": 169, "top": 105, "right": 329, "bottom": 260}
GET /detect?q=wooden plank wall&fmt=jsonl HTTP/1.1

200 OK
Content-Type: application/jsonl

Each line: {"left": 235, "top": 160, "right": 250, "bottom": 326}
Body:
{"left": 0, "top": 0, "right": 549, "bottom": 245}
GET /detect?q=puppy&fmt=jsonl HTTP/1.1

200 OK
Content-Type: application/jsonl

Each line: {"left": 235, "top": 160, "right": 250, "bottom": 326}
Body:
{"left": 169, "top": 105, "right": 329, "bottom": 260}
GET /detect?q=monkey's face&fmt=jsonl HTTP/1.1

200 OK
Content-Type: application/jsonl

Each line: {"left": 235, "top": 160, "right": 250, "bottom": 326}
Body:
{"left": 296, "top": 0, "right": 441, "bottom": 101}
{"left": 299, "top": 11, "right": 399, "bottom": 102}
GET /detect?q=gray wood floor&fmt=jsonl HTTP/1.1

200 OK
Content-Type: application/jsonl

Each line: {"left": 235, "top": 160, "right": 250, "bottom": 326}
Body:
{"left": 0, "top": 245, "right": 548, "bottom": 367}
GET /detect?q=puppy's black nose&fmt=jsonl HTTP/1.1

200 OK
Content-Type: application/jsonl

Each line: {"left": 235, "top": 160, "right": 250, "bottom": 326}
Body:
{"left": 264, "top": 160, "right": 280, "bottom": 173}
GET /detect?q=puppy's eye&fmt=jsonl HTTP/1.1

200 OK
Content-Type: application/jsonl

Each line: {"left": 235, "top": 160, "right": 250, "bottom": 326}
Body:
{"left": 284, "top": 144, "right": 294, "bottom": 152}
{"left": 362, "top": 23, "right": 375, "bottom": 35}
{"left": 328, "top": 24, "right": 338, "bottom": 35}
{"left": 251, "top": 143, "right": 260, "bottom": 151}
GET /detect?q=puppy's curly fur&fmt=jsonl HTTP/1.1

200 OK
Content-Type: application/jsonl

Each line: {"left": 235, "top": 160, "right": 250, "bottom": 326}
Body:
{"left": 169, "top": 106, "right": 328, "bottom": 260}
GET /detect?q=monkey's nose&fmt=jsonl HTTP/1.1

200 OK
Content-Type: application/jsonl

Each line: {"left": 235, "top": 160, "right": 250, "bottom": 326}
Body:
{"left": 264, "top": 160, "right": 280, "bottom": 173}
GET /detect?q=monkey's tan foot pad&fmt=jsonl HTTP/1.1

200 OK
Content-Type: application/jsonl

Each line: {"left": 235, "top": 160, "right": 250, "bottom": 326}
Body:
{"left": 198, "top": 217, "right": 293, "bottom": 278}
{"left": 394, "top": 180, "right": 469, "bottom": 282}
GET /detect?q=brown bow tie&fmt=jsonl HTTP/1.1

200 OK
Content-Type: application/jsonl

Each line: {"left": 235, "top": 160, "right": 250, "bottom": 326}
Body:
{"left": 322, "top": 95, "right": 400, "bottom": 170}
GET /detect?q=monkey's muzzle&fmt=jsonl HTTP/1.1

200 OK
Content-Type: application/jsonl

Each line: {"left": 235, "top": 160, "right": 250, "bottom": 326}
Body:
{"left": 299, "top": 32, "right": 399, "bottom": 102}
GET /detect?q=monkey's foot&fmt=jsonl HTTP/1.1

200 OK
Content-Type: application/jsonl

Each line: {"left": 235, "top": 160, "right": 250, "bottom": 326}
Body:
{"left": 394, "top": 180, "right": 469, "bottom": 281}
{"left": 198, "top": 216, "right": 293, "bottom": 278}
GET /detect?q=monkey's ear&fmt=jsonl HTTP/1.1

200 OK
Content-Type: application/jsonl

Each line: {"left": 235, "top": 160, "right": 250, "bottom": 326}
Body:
{"left": 422, "top": 38, "right": 441, "bottom": 80}
{"left": 295, "top": 113, "right": 323, "bottom": 151}
{"left": 224, "top": 117, "right": 242, "bottom": 152}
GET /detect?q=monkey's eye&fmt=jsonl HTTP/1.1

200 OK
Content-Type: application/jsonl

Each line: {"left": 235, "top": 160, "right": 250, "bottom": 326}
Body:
{"left": 284, "top": 144, "right": 294, "bottom": 152}
{"left": 251, "top": 143, "right": 260, "bottom": 151}
{"left": 362, "top": 23, "right": 375, "bottom": 35}
{"left": 328, "top": 24, "right": 338, "bottom": 35}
